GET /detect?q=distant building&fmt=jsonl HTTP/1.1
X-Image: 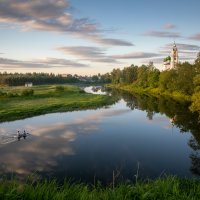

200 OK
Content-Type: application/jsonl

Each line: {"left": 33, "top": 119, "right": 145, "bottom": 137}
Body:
{"left": 163, "top": 56, "right": 171, "bottom": 70}
{"left": 164, "top": 42, "right": 179, "bottom": 70}
{"left": 25, "top": 82, "right": 33, "bottom": 87}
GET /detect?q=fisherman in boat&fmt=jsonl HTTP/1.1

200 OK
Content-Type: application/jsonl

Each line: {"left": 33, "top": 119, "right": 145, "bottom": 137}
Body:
{"left": 23, "top": 130, "right": 27, "bottom": 139}
{"left": 17, "top": 131, "right": 21, "bottom": 141}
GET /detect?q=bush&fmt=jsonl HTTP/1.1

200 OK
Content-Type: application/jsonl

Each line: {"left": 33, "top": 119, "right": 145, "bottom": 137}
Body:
{"left": 0, "top": 90, "right": 5, "bottom": 97}
{"left": 79, "top": 89, "right": 86, "bottom": 93}
{"left": 7, "top": 92, "right": 18, "bottom": 97}
{"left": 55, "top": 86, "right": 65, "bottom": 92}
{"left": 21, "top": 89, "right": 34, "bottom": 96}
{"left": 0, "top": 90, "right": 18, "bottom": 97}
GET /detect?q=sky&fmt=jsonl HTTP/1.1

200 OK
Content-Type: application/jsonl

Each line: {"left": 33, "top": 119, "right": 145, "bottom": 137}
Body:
{"left": 0, "top": 0, "right": 200, "bottom": 75}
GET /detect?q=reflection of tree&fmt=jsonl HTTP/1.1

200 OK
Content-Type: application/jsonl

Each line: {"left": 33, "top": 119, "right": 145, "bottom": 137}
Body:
{"left": 146, "top": 111, "right": 154, "bottom": 120}
{"left": 109, "top": 88, "right": 200, "bottom": 176}
{"left": 188, "top": 137, "right": 200, "bottom": 176}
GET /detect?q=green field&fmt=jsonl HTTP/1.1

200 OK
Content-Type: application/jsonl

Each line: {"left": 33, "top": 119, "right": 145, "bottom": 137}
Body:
{"left": 0, "top": 176, "right": 200, "bottom": 200}
{"left": 0, "top": 85, "right": 115, "bottom": 122}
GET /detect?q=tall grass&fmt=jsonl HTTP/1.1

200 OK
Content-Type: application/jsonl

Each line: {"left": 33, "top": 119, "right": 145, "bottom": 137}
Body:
{"left": 0, "top": 176, "right": 200, "bottom": 200}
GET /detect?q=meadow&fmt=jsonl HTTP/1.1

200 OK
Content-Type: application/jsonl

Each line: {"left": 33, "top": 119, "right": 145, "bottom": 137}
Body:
{"left": 0, "top": 85, "right": 114, "bottom": 122}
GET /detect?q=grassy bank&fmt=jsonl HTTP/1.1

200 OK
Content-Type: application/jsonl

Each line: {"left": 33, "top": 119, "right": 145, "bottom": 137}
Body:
{"left": 0, "top": 177, "right": 200, "bottom": 200}
{"left": 0, "top": 85, "right": 115, "bottom": 122}
{"left": 107, "top": 84, "right": 191, "bottom": 102}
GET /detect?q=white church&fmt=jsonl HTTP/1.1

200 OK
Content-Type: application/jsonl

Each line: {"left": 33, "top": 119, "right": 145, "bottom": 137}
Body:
{"left": 163, "top": 42, "right": 179, "bottom": 70}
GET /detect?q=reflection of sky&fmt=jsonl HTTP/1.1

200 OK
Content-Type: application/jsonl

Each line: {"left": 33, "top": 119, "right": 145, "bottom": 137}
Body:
{"left": 0, "top": 104, "right": 131, "bottom": 178}
{"left": 0, "top": 98, "right": 194, "bottom": 182}
{"left": 84, "top": 86, "right": 107, "bottom": 95}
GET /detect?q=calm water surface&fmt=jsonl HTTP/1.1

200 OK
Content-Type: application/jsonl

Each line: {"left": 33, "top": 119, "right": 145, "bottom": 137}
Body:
{"left": 0, "top": 86, "right": 200, "bottom": 184}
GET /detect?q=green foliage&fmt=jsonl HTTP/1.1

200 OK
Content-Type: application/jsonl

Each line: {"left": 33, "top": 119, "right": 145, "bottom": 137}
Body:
{"left": 148, "top": 68, "right": 160, "bottom": 88}
{"left": 6, "top": 92, "right": 19, "bottom": 98}
{"left": 0, "top": 89, "right": 6, "bottom": 97}
{"left": 159, "top": 69, "right": 177, "bottom": 91}
{"left": 55, "top": 85, "right": 65, "bottom": 92}
{"left": 189, "top": 70, "right": 200, "bottom": 115}
{"left": 175, "top": 62, "right": 195, "bottom": 95}
{"left": 111, "top": 68, "right": 122, "bottom": 84}
{"left": 21, "top": 89, "right": 34, "bottom": 96}
{"left": 0, "top": 89, "right": 19, "bottom": 98}
{"left": 0, "top": 72, "right": 112, "bottom": 86}
{"left": 193, "top": 74, "right": 200, "bottom": 92}
{"left": 136, "top": 65, "right": 149, "bottom": 87}
{"left": 190, "top": 92, "right": 200, "bottom": 113}
{"left": 0, "top": 177, "right": 200, "bottom": 200}
{"left": 110, "top": 53, "right": 200, "bottom": 96}
{"left": 163, "top": 56, "right": 171, "bottom": 62}
{"left": 109, "top": 53, "right": 200, "bottom": 117}
{"left": 195, "top": 52, "right": 200, "bottom": 66}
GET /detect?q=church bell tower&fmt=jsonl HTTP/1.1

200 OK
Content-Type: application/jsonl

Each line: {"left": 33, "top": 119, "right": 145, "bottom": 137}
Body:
{"left": 171, "top": 42, "right": 178, "bottom": 68}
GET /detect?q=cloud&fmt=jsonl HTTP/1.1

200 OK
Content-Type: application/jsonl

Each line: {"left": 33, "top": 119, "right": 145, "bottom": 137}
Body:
{"left": 58, "top": 46, "right": 105, "bottom": 58}
{"left": 164, "top": 23, "right": 176, "bottom": 29}
{"left": 189, "top": 33, "right": 200, "bottom": 41}
{"left": 57, "top": 46, "right": 119, "bottom": 63}
{"left": 143, "top": 57, "right": 164, "bottom": 64}
{"left": 41, "top": 57, "right": 89, "bottom": 67}
{"left": 179, "top": 57, "right": 196, "bottom": 61}
{"left": 171, "top": 43, "right": 199, "bottom": 51}
{"left": 161, "top": 43, "right": 200, "bottom": 51}
{"left": 57, "top": 47, "right": 161, "bottom": 63}
{"left": 142, "top": 31, "right": 181, "bottom": 38}
{"left": 0, "top": 57, "right": 88, "bottom": 69}
{"left": 0, "top": 0, "right": 133, "bottom": 46}
{"left": 91, "top": 37, "right": 133, "bottom": 46}
{"left": 112, "top": 52, "right": 161, "bottom": 59}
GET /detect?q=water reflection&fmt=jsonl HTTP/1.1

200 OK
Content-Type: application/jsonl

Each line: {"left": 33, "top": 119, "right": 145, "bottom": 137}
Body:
{"left": 0, "top": 88, "right": 200, "bottom": 183}
{"left": 0, "top": 108, "right": 130, "bottom": 182}
{"left": 110, "top": 89, "right": 200, "bottom": 176}
{"left": 84, "top": 86, "right": 108, "bottom": 95}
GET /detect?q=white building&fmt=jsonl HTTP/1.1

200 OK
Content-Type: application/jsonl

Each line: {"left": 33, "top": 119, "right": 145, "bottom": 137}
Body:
{"left": 164, "top": 42, "right": 179, "bottom": 70}
{"left": 25, "top": 82, "right": 33, "bottom": 87}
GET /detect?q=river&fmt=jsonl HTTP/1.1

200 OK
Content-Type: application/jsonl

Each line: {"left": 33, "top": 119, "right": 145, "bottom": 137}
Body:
{"left": 0, "top": 86, "right": 200, "bottom": 184}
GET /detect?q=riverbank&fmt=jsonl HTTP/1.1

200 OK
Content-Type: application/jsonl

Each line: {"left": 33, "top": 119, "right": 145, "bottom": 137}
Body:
{"left": 0, "top": 85, "right": 115, "bottom": 122}
{"left": 0, "top": 176, "right": 199, "bottom": 200}
{"left": 107, "top": 84, "right": 191, "bottom": 102}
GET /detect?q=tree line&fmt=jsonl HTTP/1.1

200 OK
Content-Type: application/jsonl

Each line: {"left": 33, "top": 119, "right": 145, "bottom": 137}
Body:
{"left": 109, "top": 52, "right": 200, "bottom": 116}
{"left": 0, "top": 72, "right": 111, "bottom": 86}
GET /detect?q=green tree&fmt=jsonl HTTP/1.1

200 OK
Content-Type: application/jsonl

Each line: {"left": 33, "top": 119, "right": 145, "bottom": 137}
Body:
{"left": 159, "top": 69, "right": 177, "bottom": 92}
{"left": 175, "top": 62, "right": 195, "bottom": 95}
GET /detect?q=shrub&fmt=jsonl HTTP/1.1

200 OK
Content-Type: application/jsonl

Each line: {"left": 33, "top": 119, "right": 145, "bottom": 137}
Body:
{"left": 21, "top": 89, "right": 34, "bottom": 96}
{"left": 79, "top": 89, "right": 86, "bottom": 93}
{"left": 55, "top": 86, "right": 65, "bottom": 92}
{"left": 7, "top": 92, "right": 18, "bottom": 97}
{"left": 0, "top": 90, "right": 5, "bottom": 97}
